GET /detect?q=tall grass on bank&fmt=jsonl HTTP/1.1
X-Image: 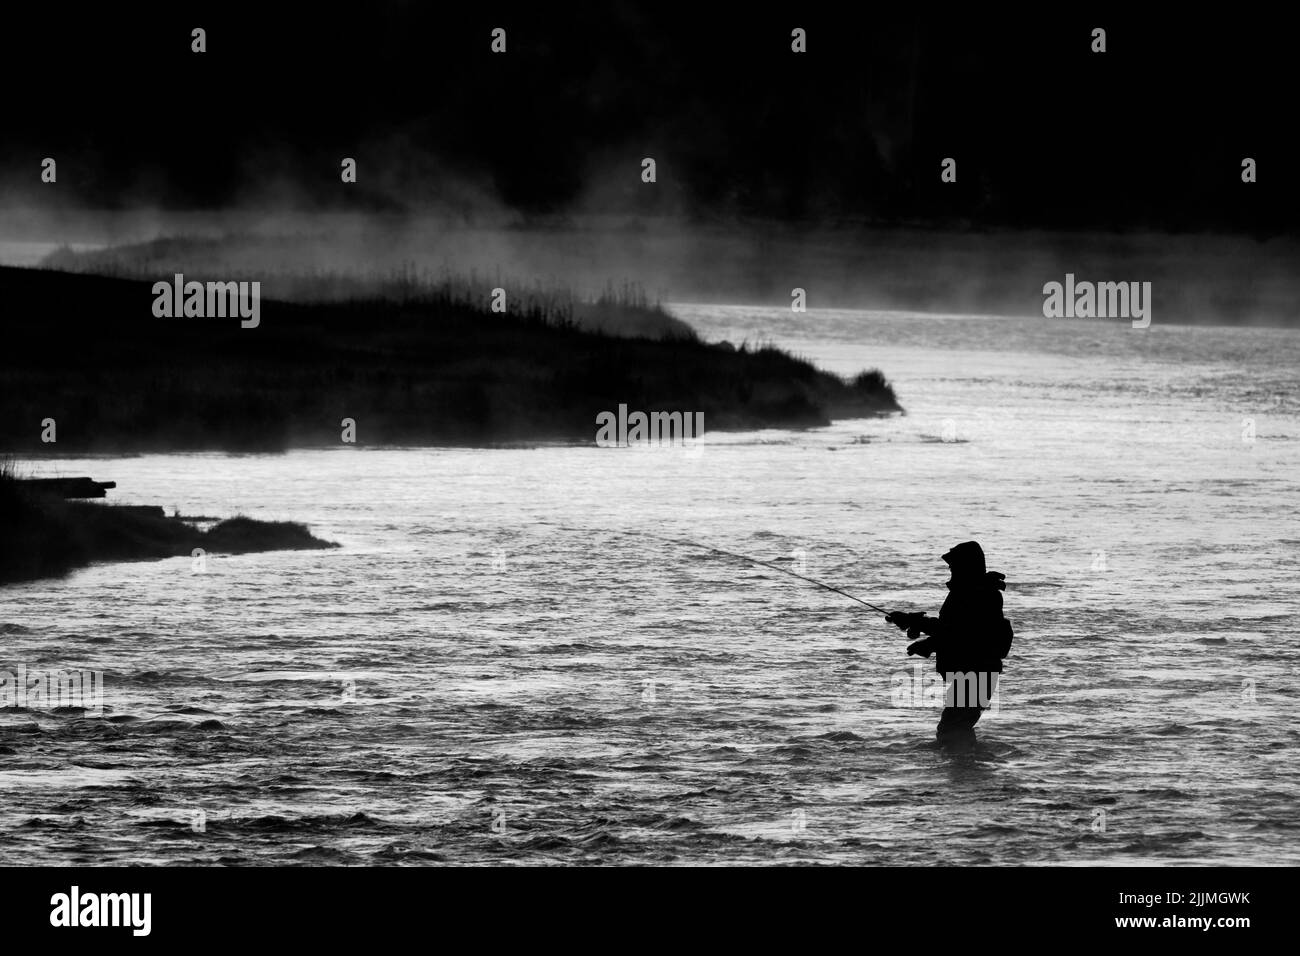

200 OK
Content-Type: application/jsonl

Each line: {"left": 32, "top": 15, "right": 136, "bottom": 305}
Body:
{"left": 40, "top": 239, "right": 695, "bottom": 340}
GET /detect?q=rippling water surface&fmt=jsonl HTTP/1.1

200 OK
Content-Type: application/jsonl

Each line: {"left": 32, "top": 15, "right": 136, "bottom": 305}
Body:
{"left": 3, "top": 307, "right": 1297, "bottom": 865}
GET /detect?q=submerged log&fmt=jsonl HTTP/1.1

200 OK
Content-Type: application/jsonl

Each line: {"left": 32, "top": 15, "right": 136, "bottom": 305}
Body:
{"left": 18, "top": 477, "right": 116, "bottom": 499}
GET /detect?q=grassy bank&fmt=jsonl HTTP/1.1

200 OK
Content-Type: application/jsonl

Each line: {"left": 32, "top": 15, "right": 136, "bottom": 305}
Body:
{"left": 39, "top": 236, "right": 701, "bottom": 340}
{"left": 32, "top": 217, "right": 1300, "bottom": 326}
{"left": 0, "top": 468, "right": 336, "bottom": 585}
{"left": 0, "top": 265, "right": 900, "bottom": 453}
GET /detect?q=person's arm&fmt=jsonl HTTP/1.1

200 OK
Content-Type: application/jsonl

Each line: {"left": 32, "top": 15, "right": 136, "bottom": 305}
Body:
{"left": 913, "top": 614, "right": 942, "bottom": 637}
{"left": 886, "top": 612, "right": 943, "bottom": 655}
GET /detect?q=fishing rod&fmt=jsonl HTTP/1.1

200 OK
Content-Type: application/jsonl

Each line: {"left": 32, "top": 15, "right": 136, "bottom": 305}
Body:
{"left": 653, "top": 533, "right": 890, "bottom": 613}
{"left": 540, "top": 521, "right": 893, "bottom": 616}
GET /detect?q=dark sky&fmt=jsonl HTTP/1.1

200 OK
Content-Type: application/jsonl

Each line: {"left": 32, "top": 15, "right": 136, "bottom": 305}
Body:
{"left": 2, "top": 2, "right": 1294, "bottom": 234}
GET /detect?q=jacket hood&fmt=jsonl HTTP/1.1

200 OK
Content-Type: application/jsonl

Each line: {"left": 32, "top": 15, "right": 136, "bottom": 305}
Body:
{"left": 942, "top": 541, "right": 986, "bottom": 575}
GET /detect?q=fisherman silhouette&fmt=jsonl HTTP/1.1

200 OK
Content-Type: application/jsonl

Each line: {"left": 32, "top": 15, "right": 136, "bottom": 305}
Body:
{"left": 886, "top": 541, "right": 1013, "bottom": 747}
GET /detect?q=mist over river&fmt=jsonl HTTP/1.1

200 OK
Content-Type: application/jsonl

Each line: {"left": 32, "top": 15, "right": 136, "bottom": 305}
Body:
{"left": 2, "top": 306, "right": 1297, "bottom": 865}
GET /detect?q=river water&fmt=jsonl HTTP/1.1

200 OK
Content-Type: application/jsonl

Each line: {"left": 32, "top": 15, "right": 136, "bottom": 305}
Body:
{"left": 2, "top": 305, "right": 1297, "bottom": 865}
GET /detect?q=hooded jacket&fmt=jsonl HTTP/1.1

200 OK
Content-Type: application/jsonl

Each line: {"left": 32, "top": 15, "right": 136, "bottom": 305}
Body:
{"left": 912, "top": 541, "right": 1010, "bottom": 676}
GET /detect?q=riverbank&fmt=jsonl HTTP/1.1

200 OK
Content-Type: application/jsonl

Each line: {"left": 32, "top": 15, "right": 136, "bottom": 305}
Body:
{"left": 0, "top": 472, "right": 336, "bottom": 585}
{"left": 15, "top": 214, "right": 1300, "bottom": 327}
{"left": 0, "top": 265, "right": 900, "bottom": 453}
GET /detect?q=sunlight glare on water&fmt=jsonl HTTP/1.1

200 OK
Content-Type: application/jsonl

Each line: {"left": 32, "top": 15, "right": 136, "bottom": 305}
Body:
{"left": 2, "top": 307, "right": 1297, "bottom": 864}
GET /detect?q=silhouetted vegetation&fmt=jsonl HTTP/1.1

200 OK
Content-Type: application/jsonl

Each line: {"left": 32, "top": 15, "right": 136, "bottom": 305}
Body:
{"left": 39, "top": 237, "right": 699, "bottom": 340}
{"left": 0, "top": 471, "right": 336, "bottom": 584}
{"left": 0, "top": 266, "right": 900, "bottom": 453}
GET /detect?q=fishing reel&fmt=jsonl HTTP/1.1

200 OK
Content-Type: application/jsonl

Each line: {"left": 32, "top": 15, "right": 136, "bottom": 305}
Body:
{"left": 885, "top": 610, "right": 925, "bottom": 632}
{"left": 886, "top": 611, "right": 932, "bottom": 654}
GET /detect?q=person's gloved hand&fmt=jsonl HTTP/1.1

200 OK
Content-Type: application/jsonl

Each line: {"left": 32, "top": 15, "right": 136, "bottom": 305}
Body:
{"left": 886, "top": 611, "right": 923, "bottom": 631}
{"left": 907, "top": 639, "right": 931, "bottom": 658}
